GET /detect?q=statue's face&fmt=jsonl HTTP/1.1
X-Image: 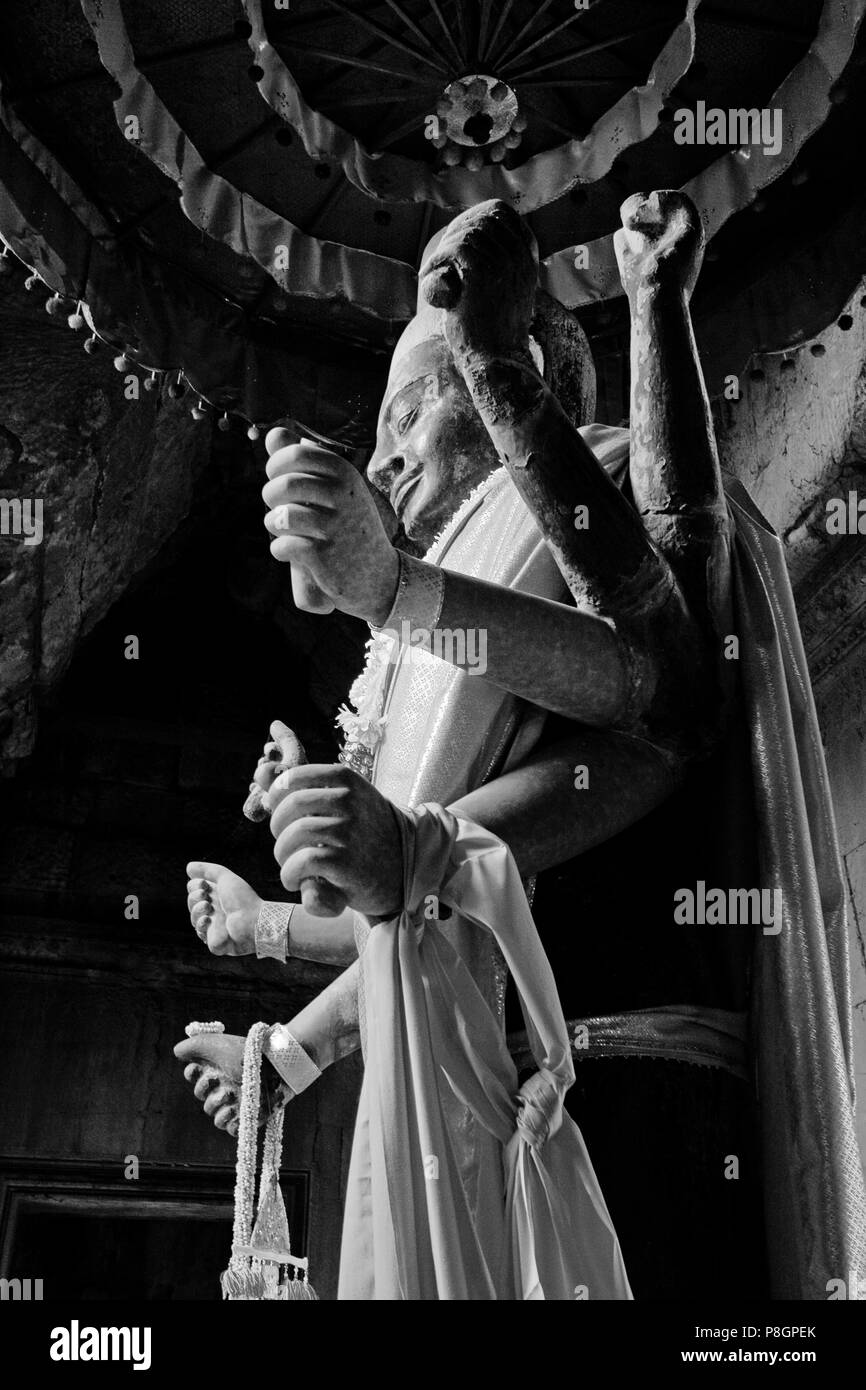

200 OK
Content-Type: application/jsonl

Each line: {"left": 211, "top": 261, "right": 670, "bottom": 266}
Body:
{"left": 367, "top": 336, "right": 499, "bottom": 552}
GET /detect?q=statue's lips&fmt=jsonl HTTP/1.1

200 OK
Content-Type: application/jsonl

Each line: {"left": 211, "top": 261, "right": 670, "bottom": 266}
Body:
{"left": 392, "top": 473, "right": 422, "bottom": 517}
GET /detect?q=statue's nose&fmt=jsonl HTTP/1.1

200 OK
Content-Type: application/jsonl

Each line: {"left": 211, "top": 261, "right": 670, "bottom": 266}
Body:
{"left": 367, "top": 449, "right": 405, "bottom": 497}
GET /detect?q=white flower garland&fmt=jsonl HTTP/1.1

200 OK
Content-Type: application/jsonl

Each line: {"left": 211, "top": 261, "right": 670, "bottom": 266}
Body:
{"left": 335, "top": 468, "right": 507, "bottom": 760}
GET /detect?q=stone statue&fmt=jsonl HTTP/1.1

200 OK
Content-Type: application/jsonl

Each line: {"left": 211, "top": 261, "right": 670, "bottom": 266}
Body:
{"left": 175, "top": 191, "right": 764, "bottom": 1298}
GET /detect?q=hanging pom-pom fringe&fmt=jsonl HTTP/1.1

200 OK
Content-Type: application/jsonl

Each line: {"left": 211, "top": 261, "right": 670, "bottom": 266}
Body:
{"left": 214, "top": 1020, "right": 318, "bottom": 1301}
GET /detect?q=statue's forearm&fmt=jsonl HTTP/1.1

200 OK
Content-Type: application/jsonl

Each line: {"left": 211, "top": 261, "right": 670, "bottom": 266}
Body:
{"left": 392, "top": 564, "right": 636, "bottom": 725}
{"left": 277, "top": 731, "right": 683, "bottom": 1043}
{"left": 450, "top": 727, "right": 681, "bottom": 877}
{"left": 628, "top": 284, "right": 732, "bottom": 639}
{"left": 279, "top": 959, "right": 361, "bottom": 1071}
{"left": 285, "top": 905, "right": 357, "bottom": 967}
{"left": 432, "top": 344, "right": 708, "bottom": 734}
{"left": 452, "top": 347, "right": 673, "bottom": 623}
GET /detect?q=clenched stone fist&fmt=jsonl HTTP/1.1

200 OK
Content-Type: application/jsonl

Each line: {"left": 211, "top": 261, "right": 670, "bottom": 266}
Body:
{"left": 614, "top": 190, "right": 705, "bottom": 304}
{"left": 420, "top": 198, "right": 539, "bottom": 360}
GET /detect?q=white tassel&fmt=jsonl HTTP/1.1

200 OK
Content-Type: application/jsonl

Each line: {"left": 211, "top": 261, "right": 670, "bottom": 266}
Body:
{"left": 220, "top": 1022, "right": 318, "bottom": 1301}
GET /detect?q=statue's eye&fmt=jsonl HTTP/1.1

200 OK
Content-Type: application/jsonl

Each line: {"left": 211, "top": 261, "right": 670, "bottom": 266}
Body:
{"left": 395, "top": 407, "right": 418, "bottom": 436}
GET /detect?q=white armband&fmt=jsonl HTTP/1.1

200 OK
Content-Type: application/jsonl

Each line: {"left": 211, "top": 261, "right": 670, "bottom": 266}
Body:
{"left": 255, "top": 901, "right": 296, "bottom": 963}
{"left": 263, "top": 1025, "right": 321, "bottom": 1096}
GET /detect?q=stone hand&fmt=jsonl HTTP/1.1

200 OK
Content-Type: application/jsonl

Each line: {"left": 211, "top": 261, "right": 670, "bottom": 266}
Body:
{"left": 244, "top": 722, "right": 307, "bottom": 824}
{"left": 186, "top": 861, "right": 261, "bottom": 956}
{"left": 614, "top": 190, "right": 705, "bottom": 304}
{"left": 262, "top": 431, "right": 399, "bottom": 626}
{"left": 173, "top": 1033, "right": 289, "bottom": 1138}
{"left": 248, "top": 720, "right": 348, "bottom": 918}
{"left": 267, "top": 762, "right": 403, "bottom": 918}
{"left": 420, "top": 198, "right": 538, "bottom": 359}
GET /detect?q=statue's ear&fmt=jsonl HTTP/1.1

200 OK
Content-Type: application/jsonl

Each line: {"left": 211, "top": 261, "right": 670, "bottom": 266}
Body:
{"left": 531, "top": 289, "right": 597, "bottom": 428}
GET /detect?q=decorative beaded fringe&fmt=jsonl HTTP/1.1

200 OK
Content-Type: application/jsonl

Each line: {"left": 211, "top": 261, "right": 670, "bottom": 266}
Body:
{"left": 221, "top": 1021, "right": 318, "bottom": 1301}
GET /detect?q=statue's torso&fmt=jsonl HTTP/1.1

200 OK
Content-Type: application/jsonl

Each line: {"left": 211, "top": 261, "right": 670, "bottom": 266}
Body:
{"left": 367, "top": 428, "right": 751, "bottom": 1024}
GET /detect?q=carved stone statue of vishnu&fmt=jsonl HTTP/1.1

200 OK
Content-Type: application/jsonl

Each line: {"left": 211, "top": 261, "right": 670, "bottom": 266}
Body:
{"left": 175, "top": 190, "right": 836, "bottom": 1298}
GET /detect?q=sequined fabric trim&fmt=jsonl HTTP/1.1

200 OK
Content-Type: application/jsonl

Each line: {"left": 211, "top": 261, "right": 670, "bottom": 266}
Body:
{"left": 508, "top": 1005, "right": 750, "bottom": 1083}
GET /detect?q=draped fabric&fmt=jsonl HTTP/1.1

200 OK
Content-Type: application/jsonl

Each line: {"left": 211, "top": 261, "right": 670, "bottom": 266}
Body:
{"left": 543, "top": 0, "right": 866, "bottom": 309}
{"left": 351, "top": 423, "right": 866, "bottom": 1299}
{"left": 726, "top": 479, "right": 866, "bottom": 1300}
{"left": 3, "top": 0, "right": 862, "bottom": 429}
{"left": 338, "top": 804, "right": 633, "bottom": 1301}
{"left": 79, "top": 0, "right": 417, "bottom": 328}
{"left": 62, "top": 0, "right": 866, "bottom": 330}
{"left": 604, "top": 436, "right": 866, "bottom": 1297}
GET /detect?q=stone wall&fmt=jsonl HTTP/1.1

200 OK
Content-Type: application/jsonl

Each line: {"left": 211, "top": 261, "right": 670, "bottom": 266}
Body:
{"left": 0, "top": 343, "right": 368, "bottom": 1295}
{"left": 0, "top": 543, "right": 364, "bottom": 1297}
{"left": 0, "top": 272, "right": 212, "bottom": 770}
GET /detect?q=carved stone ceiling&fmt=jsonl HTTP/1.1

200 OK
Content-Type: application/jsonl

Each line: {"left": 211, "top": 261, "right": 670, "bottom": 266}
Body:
{"left": 1, "top": 0, "right": 865, "bottom": 441}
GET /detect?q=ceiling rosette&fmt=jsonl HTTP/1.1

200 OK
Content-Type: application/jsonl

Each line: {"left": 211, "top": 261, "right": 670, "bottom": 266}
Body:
{"left": 240, "top": 0, "right": 704, "bottom": 212}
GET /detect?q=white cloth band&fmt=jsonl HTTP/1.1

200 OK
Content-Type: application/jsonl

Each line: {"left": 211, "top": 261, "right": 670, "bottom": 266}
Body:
{"left": 264, "top": 1025, "right": 321, "bottom": 1096}
{"left": 255, "top": 901, "right": 295, "bottom": 962}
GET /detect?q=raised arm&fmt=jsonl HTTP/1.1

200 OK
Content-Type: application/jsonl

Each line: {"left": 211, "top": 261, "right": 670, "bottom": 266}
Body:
{"left": 614, "top": 190, "right": 733, "bottom": 645}
{"left": 419, "top": 200, "right": 675, "bottom": 629}
{"left": 260, "top": 201, "right": 719, "bottom": 747}
{"left": 261, "top": 436, "right": 654, "bottom": 730}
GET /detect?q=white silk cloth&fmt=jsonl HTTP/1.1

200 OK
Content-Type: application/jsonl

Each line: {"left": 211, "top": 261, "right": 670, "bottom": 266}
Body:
{"left": 338, "top": 804, "right": 632, "bottom": 1301}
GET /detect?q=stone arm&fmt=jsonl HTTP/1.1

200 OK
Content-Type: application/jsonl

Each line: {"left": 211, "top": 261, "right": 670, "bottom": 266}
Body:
{"left": 419, "top": 198, "right": 720, "bottom": 756}
{"left": 263, "top": 720, "right": 678, "bottom": 969}
{"left": 615, "top": 191, "right": 734, "bottom": 647}
{"left": 385, "top": 572, "right": 635, "bottom": 727}
{"left": 180, "top": 724, "right": 685, "bottom": 1119}
{"left": 282, "top": 957, "right": 362, "bottom": 1071}
{"left": 262, "top": 198, "right": 729, "bottom": 759}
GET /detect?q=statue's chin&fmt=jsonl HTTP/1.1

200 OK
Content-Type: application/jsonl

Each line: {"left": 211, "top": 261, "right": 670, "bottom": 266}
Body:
{"left": 399, "top": 461, "right": 501, "bottom": 555}
{"left": 392, "top": 522, "right": 427, "bottom": 559}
